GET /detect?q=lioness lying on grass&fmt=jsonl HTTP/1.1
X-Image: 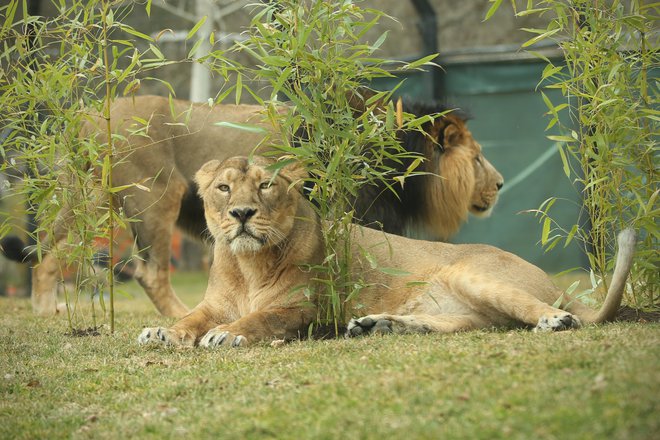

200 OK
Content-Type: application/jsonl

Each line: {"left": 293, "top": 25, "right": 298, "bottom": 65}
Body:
{"left": 138, "top": 156, "right": 636, "bottom": 347}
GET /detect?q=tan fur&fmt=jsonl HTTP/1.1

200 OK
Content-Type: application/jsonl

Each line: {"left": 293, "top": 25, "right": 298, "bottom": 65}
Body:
{"left": 23, "top": 95, "right": 503, "bottom": 317}
{"left": 137, "top": 157, "right": 635, "bottom": 347}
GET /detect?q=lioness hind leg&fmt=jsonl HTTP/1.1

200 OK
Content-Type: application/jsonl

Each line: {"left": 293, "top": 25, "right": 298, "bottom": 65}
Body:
{"left": 346, "top": 313, "right": 484, "bottom": 337}
{"left": 448, "top": 272, "right": 581, "bottom": 332}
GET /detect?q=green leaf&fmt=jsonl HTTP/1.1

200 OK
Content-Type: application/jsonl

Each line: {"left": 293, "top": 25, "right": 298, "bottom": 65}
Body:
{"left": 120, "top": 25, "right": 154, "bottom": 42}
{"left": 149, "top": 43, "right": 164, "bottom": 60}
{"left": 541, "top": 217, "right": 551, "bottom": 245}
{"left": 235, "top": 73, "right": 242, "bottom": 105}
{"left": 187, "top": 16, "right": 208, "bottom": 41}
{"left": 556, "top": 143, "right": 570, "bottom": 178}
{"left": 547, "top": 135, "right": 575, "bottom": 143}
{"left": 564, "top": 224, "right": 579, "bottom": 248}
{"left": 378, "top": 267, "right": 411, "bottom": 276}
{"left": 214, "top": 121, "right": 268, "bottom": 134}
{"left": 371, "top": 31, "right": 388, "bottom": 52}
{"left": 483, "top": 0, "right": 503, "bottom": 21}
{"left": 401, "top": 53, "right": 438, "bottom": 71}
{"left": 521, "top": 28, "right": 560, "bottom": 47}
{"left": 188, "top": 39, "right": 203, "bottom": 59}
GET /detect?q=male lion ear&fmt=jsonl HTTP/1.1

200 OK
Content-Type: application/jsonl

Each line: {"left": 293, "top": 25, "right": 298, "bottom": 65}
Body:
{"left": 442, "top": 122, "right": 464, "bottom": 149}
{"left": 195, "top": 160, "right": 223, "bottom": 195}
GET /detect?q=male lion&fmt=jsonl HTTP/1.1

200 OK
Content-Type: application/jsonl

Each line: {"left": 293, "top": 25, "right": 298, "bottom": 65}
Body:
{"left": 137, "top": 156, "right": 635, "bottom": 347}
{"left": 2, "top": 94, "right": 502, "bottom": 317}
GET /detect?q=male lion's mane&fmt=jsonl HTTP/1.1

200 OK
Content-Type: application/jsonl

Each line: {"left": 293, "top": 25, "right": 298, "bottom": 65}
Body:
{"left": 353, "top": 99, "right": 471, "bottom": 239}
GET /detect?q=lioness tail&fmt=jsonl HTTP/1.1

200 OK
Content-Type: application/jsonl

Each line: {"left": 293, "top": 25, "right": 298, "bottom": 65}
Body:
{"left": 567, "top": 228, "right": 637, "bottom": 324}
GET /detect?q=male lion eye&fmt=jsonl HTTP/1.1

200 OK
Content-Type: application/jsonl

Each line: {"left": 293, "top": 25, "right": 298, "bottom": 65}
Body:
{"left": 217, "top": 184, "right": 230, "bottom": 192}
{"left": 260, "top": 182, "right": 273, "bottom": 190}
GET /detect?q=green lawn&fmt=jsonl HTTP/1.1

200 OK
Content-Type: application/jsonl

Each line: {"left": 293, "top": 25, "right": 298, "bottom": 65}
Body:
{"left": 1, "top": 271, "right": 658, "bottom": 439}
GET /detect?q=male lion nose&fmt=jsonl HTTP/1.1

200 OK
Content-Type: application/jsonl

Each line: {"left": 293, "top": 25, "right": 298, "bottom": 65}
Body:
{"left": 496, "top": 181, "right": 504, "bottom": 191}
{"left": 229, "top": 207, "right": 257, "bottom": 223}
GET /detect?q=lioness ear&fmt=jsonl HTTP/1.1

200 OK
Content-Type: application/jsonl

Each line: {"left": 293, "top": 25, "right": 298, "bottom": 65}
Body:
{"left": 195, "top": 160, "right": 223, "bottom": 194}
{"left": 280, "top": 161, "right": 308, "bottom": 190}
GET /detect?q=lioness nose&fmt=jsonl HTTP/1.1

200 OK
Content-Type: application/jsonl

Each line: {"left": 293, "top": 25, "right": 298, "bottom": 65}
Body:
{"left": 496, "top": 181, "right": 504, "bottom": 191}
{"left": 229, "top": 207, "right": 257, "bottom": 223}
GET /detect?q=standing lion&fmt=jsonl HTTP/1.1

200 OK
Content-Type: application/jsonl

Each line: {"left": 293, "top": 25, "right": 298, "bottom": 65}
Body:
{"left": 1, "top": 94, "right": 503, "bottom": 317}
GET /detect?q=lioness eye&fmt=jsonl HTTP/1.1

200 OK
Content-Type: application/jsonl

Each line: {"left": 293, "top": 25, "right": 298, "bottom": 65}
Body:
{"left": 260, "top": 182, "right": 272, "bottom": 190}
{"left": 217, "top": 184, "right": 230, "bottom": 192}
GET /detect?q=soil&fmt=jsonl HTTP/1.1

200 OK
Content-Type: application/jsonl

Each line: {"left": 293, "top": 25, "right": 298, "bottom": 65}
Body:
{"left": 615, "top": 305, "right": 660, "bottom": 323}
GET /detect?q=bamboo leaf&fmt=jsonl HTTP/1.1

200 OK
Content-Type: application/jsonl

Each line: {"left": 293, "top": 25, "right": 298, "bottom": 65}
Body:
{"left": 120, "top": 25, "right": 154, "bottom": 42}
{"left": 541, "top": 217, "right": 551, "bottom": 245}
{"left": 556, "top": 143, "right": 570, "bottom": 178}
{"left": 483, "top": 0, "right": 504, "bottom": 21}
{"left": 378, "top": 267, "right": 412, "bottom": 276}
{"left": 187, "top": 16, "right": 207, "bottom": 41}
{"left": 214, "top": 121, "right": 268, "bottom": 134}
{"left": 521, "top": 28, "right": 560, "bottom": 47}
{"left": 235, "top": 73, "right": 243, "bottom": 105}
{"left": 401, "top": 53, "right": 438, "bottom": 71}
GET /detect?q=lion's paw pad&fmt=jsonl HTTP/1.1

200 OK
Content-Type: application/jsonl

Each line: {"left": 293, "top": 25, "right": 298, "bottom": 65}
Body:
{"left": 346, "top": 316, "right": 393, "bottom": 337}
{"left": 137, "top": 327, "right": 170, "bottom": 345}
{"left": 534, "top": 313, "right": 581, "bottom": 332}
{"left": 199, "top": 330, "right": 246, "bottom": 348}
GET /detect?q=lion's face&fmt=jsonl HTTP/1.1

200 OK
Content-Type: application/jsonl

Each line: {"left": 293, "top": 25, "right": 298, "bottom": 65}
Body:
{"left": 461, "top": 130, "right": 503, "bottom": 218}
{"left": 437, "top": 116, "right": 503, "bottom": 218}
{"left": 195, "top": 157, "right": 302, "bottom": 254}
{"left": 416, "top": 115, "right": 504, "bottom": 240}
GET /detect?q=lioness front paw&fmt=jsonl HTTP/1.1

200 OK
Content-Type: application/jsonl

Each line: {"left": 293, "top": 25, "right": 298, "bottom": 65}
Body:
{"left": 137, "top": 327, "right": 178, "bottom": 345}
{"left": 534, "top": 313, "right": 582, "bottom": 332}
{"left": 346, "top": 316, "right": 393, "bottom": 337}
{"left": 199, "top": 328, "right": 247, "bottom": 348}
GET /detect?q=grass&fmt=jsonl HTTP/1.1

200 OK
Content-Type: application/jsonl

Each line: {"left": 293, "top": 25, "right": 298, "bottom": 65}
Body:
{"left": 1, "top": 271, "right": 658, "bottom": 440}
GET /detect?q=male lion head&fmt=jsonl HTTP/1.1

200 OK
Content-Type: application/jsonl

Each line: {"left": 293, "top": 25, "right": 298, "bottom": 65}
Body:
{"left": 414, "top": 112, "right": 504, "bottom": 240}
{"left": 195, "top": 156, "right": 306, "bottom": 254}
{"left": 349, "top": 89, "right": 504, "bottom": 241}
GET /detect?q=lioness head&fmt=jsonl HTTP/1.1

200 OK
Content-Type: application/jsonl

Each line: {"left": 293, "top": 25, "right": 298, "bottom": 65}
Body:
{"left": 195, "top": 156, "right": 306, "bottom": 254}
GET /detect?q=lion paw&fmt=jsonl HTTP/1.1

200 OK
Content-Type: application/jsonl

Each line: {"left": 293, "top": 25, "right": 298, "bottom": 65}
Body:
{"left": 346, "top": 316, "right": 393, "bottom": 338}
{"left": 137, "top": 327, "right": 178, "bottom": 345}
{"left": 534, "top": 313, "right": 582, "bottom": 332}
{"left": 199, "top": 329, "right": 247, "bottom": 348}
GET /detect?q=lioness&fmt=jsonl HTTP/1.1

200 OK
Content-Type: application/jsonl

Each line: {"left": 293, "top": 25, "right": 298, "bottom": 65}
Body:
{"left": 2, "top": 94, "right": 503, "bottom": 317}
{"left": 137, "top": 156, "right": 635, "bottom": 347}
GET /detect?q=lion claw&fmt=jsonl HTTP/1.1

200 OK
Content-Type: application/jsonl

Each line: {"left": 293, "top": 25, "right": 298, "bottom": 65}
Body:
{"left": 200, "top": 330, "right": 246, "bottom": 348}
{"left": 137, "top": 327, "right": 171, "bottom": 345}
